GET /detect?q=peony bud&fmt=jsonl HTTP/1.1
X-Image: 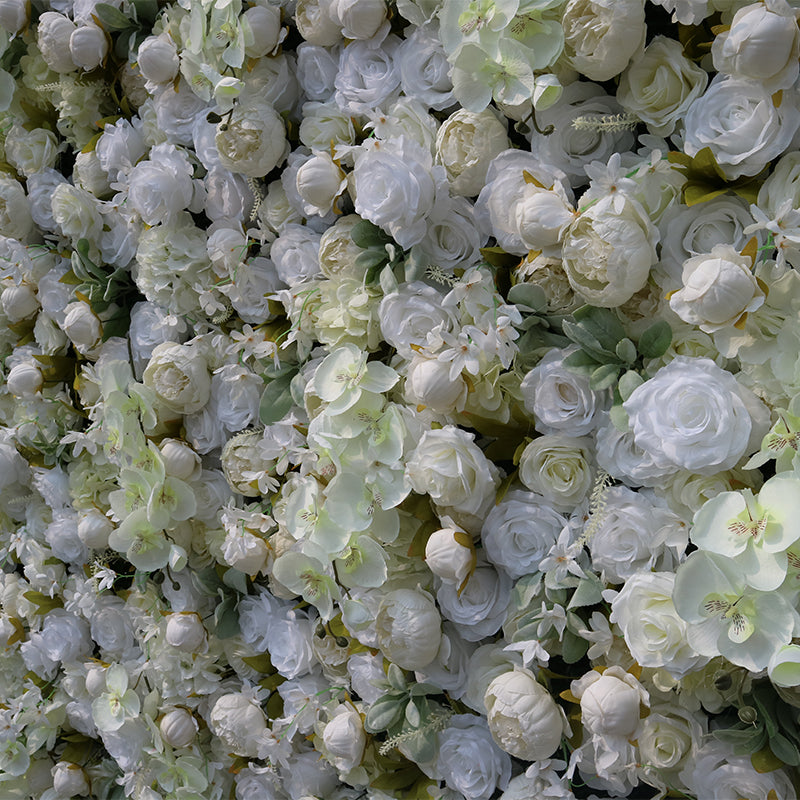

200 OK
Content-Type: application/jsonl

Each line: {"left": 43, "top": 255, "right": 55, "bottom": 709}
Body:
{"left": 295, "top": 153, "right": 346, "bottom": 216}
{"left": 241, "top": 5, "right": 282, "bottom": 58}
{"left": 405, "top": 356, "right": 467, "bottom": 414}
{"left": 62, "top": 301, "right": 102, "bottom": 353}
{"left": 321, "top": 704, "right": 366, "bottom": 771}
{"left": 165, "top": 612, "right": 207, "bottom": 652}
{"left": 0, "top": 0, "right": 28, "bottom": 34}
{"left": 38, "top": 12, "right": 78, "bottom": 74}
{"left": 375, "top": 588, "right": 442, "bottom": 670}
{"left": 136, "top": 35, "right": 179, "bottom": 84}
{"left": 159, "top": 439, "right": 201, "bottom": 481}
{"left": 77, "top": 509, "right": 113, "bottom": 549}
{"left": 160, "top": 707, "right": 199, "bottom": 748}
{"left": 52, "top": 762, "right": 90, "bottom": 797}
{"left": 6, "top": 362, "right": 43, "bottom": 397}
{"left": 2, "top": 283, "right": 39, "bottom": 322}
{"left": 424, "top": 527, "right": 475, "bottom": 587}
{"left": 69, "top": 24, "right": 108, "bottom": 71}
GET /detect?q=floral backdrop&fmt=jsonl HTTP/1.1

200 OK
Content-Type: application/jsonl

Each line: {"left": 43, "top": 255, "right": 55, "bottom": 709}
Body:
{"left": 2, "top": 0, "right": 800, "bottom": 798}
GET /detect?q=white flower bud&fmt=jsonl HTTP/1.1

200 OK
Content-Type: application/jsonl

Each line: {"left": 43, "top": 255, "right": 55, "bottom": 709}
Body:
{"left": 330, "top": 0, "right": 387, "bottom": 40}
{"left": 241, "top": 5, "right": 282, "bottom": 58}
{"left": 405, "top": 356, "right": 467, "bottom": 414}
{"left": 6, "top": 362, "right": 43, "bottom": 397}
{"left": 52, "top": 762, "right": 90, "bottom": 797}
{"left": 159, "top": 708, "right": 199, "bottom": 748}
{"left": 38, "top": 12, "right": 78, "bottom": 74}
{"left": 375, "top": 588, "right": 442, "bottom": 670}
{"left": 573, "top": 667, "right": 648, "bottom": 737}
{"left": 85, "top": 666, "right": 107, "bottom": 697}
{"left": 69, "top": 24, "right": 108, "bottom": 71}
{"left": 295, "top": 153, "right": 346, "bottom": 217}
{"left": 159, "top": 439, "right": 201, "bottom": 481}
{"left": 165, "top": 612, "right": 207, "bottom": 652}
{"left": 2, "top": 283, "right": 39, "bottom": 322}
{"left": 485, "top": 667, "right": 566, "bottom": 761}
{"left": 424, "top": 527, "right": 474, "bottom": 586}
{"left": 0, "top": 0, "right": 28, "bottom": 34}
{"left": 62, "top": 301, "right": 102, "bottom": 353}
{"left": 77, "top": 509, "right": 113, "bottom": 549}
{"left": 136, "top": 35, "right": 179, "bottom": 84}
{"left": 321, "top": 704, "right": 366, "bottom": 771}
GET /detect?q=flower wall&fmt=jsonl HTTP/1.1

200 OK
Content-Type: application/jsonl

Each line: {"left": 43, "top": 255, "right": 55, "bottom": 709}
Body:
{"left": 1, "top": 0, "right": 800, "bottom": 799}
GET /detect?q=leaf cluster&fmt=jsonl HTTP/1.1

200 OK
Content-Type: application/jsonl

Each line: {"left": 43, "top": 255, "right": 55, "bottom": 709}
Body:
{"left": 349, "top": 220, "right": 404, "bottom": 284}
{"left": 93, "top": 1, "right": 160, "bottom": 61}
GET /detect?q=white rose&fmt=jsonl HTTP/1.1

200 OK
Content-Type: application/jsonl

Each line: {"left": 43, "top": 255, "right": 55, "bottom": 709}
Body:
{"left": 143, "top": 342, "right": 212, "bottom": 415}
{"left": 379, "top": 281, "right": 453, "bottom": 359}
{"left": 684, "top": 75, "right": 800, "bottom": 180}
{"left": 4, "top": 125, "right": 60, "bottom": 177}
{"left": 51, "top": 183, "right": 102, "bottom": 246}
{"left": 69, "top": 23, "right": 108, "bottom": 70}
{"left": 425, "top": 527, "right": 475, "bottom": 586}
{"left": 435, "top": 108, "right": 509, "bottom": 197}
{"left": 623, "top": 356, "right": 768, "bottom": 474}
{"left": 482, "top": 490, "right": 567, "bottom": 580}
{"left": 562, "top": 0, "right": 646, "bottom": 82}
{"left": 610, "top": 571, "right": 709, "bottom": 678}
{"left": 127, "top": 143, "right": 195, "bottom": 226}
{"left": 0, "top": 0, "right": 27, "bottom": 33}
{"left": 437, "top": 714, "right": 511, "bottom": 800}
{"left": 90, "top": 601, "right": 135, "bottom": 656}
{"left": 320, "top": 703, "right": 366, "bottom": 772}
{"left": 271, "top": 223, "right": 321, "bottom": 286}
{"left": 241, "top": 4, "right": 282, "bottom": 58}
{"left": 334, "top": 35, "right": 401, "bottom": 117}
{"left": 562, "top": 194, "right": 658, "bottom": 307}
{"left": 62, "top": 301, "right": 102, "bottom": 354}
{"left": 712, "top": 1, "right": 800, "bottom": 91}
{"left": 518, "top": 435, "right": 594, "bottom": 513}
{"left": 397, "top": 25, "right": 454, "bottom": 112}
{"left": 38, "top": 12, "right": 77, "bottom": 73}
{"left": 298, "top": 99, "right": 355, "bottom": 152}
{"left": 411, "top": 195, "right": 487, "bottom": 272}
{"left": 375, "top": 588, "right": 441, "bottom": 670}
{"left": 617, "top": 36, "right": 708, "bottom": 136}
{"left": 212, "top": 364, "right": 263, "bottom": 432}
{"left": 521, "top": 348, "right": 607, "bottom": 436}
{"left": 216, "top": 103, "right": 288, "bottom": 178}
{"left": 295, "top": 0, "right": 341, "bottom": 46}
{"left": 159, "top": 708, "right": 198, "bottom": 749}
{"left": 669, "top": 243, "right": 766, "bottom": 332}
{"left": 572, "top": 666, "right": 648, "bottom": 737}
{"left": 352, "top": 137, "right": 438, "bottom": 249}
{"left": 128, "top": 301, "right": 188, "bottom": 379}
{"left": 484, "top": 667, "right": 566, "bottom": 761}
{"left": 406, "top": 425, "right": 501, "bottom": 530}
{"left": 405, "top": 355, "right": 468, "bottom": 414}
{"left": 209, "top": 693, "right": 270, "bottom": 758}
{"left": 0, "top": 177, "right": 33, "bottom": 241}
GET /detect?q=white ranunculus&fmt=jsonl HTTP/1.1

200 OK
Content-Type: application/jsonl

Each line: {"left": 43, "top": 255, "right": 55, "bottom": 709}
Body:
{"left": 617, "top": 36, "right": 708, "bottom": 136}
{"left": 216, "top": 103, "right": 289, "bottom": 178}
{"left": 209, "top": 693, "right": 270, "bottom": 758}
{"left": 484, "top": 667, "right": 566, "bottom": 761}
{"left": 712, "top": 1, "right": 800, "bottom": 91}
{"left": 241, "top": 4, "right": 282, "bottom": 58}
{"left": 375, "top": 588, "right": 441, "bottom": 670}
{"left": 437, "top": 714, "right": 512, "bottom": 800}
{"left": 142, "top": 342, "right": 212, "bottom": 415}
{"left": 406, "top": 425, "right": 501, "bottom": 530}
{"left": 38, "top": 12, "right": 77, "bottom": 73}
{"left": 353, "top": 137, "right": 439, "bottom": 249}
{"left": 69, "top": 23, "right": 108, "bottom": 70}
{"left": 623, "top": 357, "right": 768, "bottom": 474}
{"left": 561, "top": 194, "right": 658, "bottom": 307}
{"left": 562, "top": 0, "right": 646, "bottom": 82}
{"left": 610, "top": 571, "right": 709, "bottom": 678}
{"left": 518, "top": 434, "right": 594, "bottom": 513}
{"left": 435, "top": 108, "right": 509, "bottom": 197}
{"left": 683, "top": 75, "right": 800, "bottom": 180}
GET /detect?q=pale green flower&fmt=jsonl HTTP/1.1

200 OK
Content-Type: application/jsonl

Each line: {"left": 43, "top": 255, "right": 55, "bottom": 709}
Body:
{"left": 272, "top": 551, "right": 341, "bottom": 621}
{"left": 91, "top": 665, "right": 141, "bottom": 732}
{"left": 108, "top": 508, "right": 172, "bottom": 571}
{"left": 334, "top": 535, "right": 388, "bottom": 589}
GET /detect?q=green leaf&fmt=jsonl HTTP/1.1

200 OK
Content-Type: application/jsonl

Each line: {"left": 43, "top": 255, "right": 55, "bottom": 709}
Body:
{"left": 131, "top": 0, "right": 158, "bottom": 24}
{"left": 404, "top": 700, "right": 421, "bottom": 727}
{"left": 222, "top": 566, "right": 249, "bottom": 594}
{"left": 23, "top": 591, "right": 64, "bottom": 615}
{"left": 241, "top": 653, "right": 275, "bottom": 673}
{"left": 213, "top": 594, "right": 239, "bottom": 639}
{"left": 365, "top": 696, "right": 405, "bottom": 733}
{"left": 370, "top": 767, "right": 423, "bottom": 792}
{"left": 561, "top": 628, "right": 589, "bottom": 664}
{"left": 507, "top": 283, "right": 547, "bottom": 313}
{"left": 351, "top": 219, "right": 389, "bottom": 249}
{"left": 94, "top": 2, "right": 136, "bottom": 30}
{"left": 259, "top": 369, "right": 298, "bottom": 425}
{"left": 589, "top": 363, "right": 620, "bottom": 391}
{"left": 573, "top": 305, "right": 626, "bottom": 348}
{"left": 495, "top": 469, "right": 518, "bottom": 505}
{"left": 568, "top": 574, "right": 604, "bottom": 609}
{"left": 609, "top": 403, "right": 629, "bottom": 431}
{"left": 615, "top": 338, "right": 637, "bottom": 364}
{"left": 355, "top": 249, "right": 389, "bottom": 271}
{"left": 480, "top": 246, "right": 520, "bottom": 268}
{"left": 562, "top": 319, "right": 615, "bottom": 360}
{"left": 398, "top": 728, "right": 437, "bottom": 763}
{"left": 768, "top": 732, "right": 800, "bottom": 766}
{"left": 618, "top": 370, "right": 644, "bottom": 401}
{"left": 387, "top": 663, "right": 407, "bottom": 692}
{"left": 637, "top": 320, "right": 672, "bottom": 359}
{"left": 562, "top": 350, "right": 601, "bottom": 370}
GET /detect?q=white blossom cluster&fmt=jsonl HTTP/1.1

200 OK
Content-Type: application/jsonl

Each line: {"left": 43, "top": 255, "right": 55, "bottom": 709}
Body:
{"left": 1, "top": 0, "right": 800, "bottom": 799}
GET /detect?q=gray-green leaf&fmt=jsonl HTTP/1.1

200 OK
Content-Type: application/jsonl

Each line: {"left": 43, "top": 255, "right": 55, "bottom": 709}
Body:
{"left": 637, "top": 320, "right": 672, "bottom": 359}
